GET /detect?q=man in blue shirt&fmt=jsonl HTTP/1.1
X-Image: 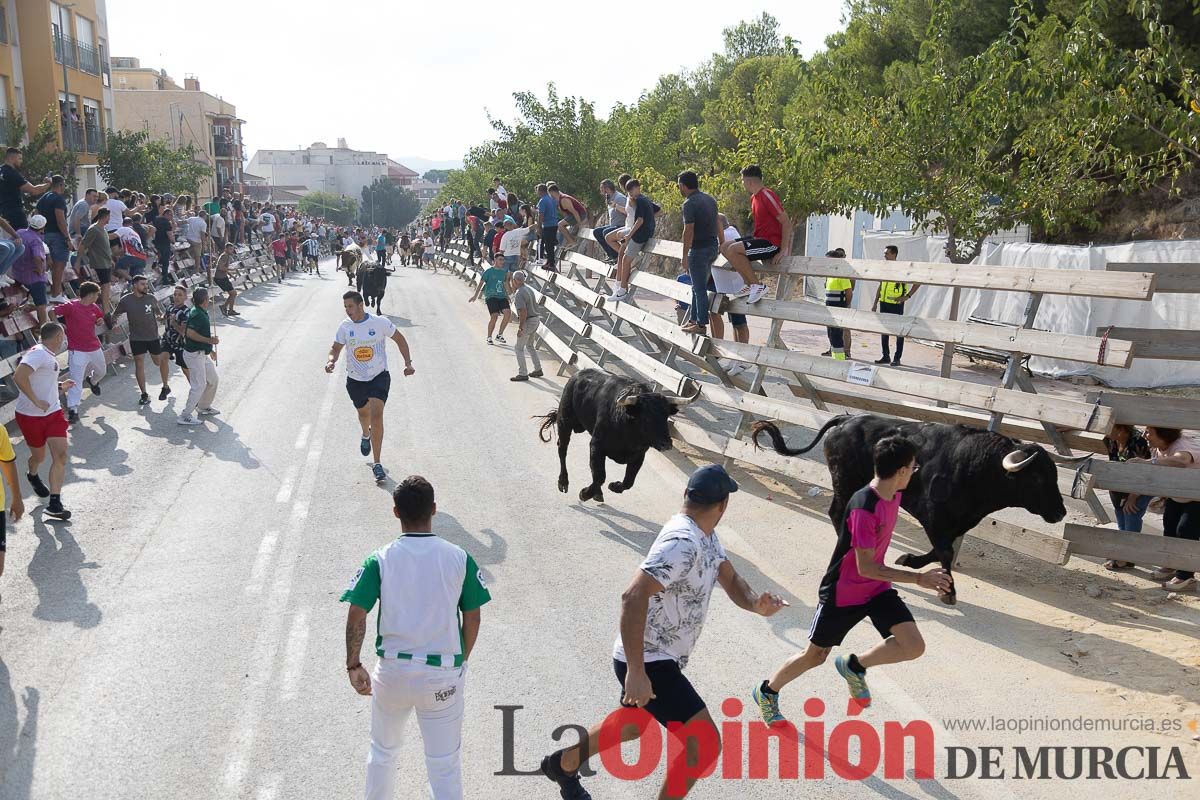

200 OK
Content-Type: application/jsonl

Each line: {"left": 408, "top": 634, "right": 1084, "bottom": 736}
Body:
{"left": 536, "top": 183, "right": 560, "bottom": 271}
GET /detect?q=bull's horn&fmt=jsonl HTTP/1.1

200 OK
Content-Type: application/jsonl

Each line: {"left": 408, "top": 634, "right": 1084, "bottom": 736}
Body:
{"left": 667, "top": 384, "right": 702, "bottom": 407}
{"left": 1002, "top": 450, "right": 1038, "bottom": 473}
{"left": 617, "top": 394, "right": 641, "bottom": 408}
{"left": 1045, "top": 451, "right": 1093, "bottom": 464}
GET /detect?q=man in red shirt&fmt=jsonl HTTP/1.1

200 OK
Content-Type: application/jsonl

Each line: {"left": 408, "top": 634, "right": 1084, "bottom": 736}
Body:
{"left": 271, "top": 235, "right": 288, "bottom": 282}
{"left": 548, "top": 183, "right": 587, "bottom": 248}
{"left": 719, "top": 164, "right": 792, "bottom": 304}
{"left": 54, "top": 281, "right": 106, "bottom": 424}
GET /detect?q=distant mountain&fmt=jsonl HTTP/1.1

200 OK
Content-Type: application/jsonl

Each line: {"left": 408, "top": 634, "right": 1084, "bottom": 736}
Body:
{"left": 394, "top": 156, "right": 464, "bottom": 177}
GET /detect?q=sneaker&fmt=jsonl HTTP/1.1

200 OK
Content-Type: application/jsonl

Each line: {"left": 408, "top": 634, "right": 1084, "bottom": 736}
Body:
{"left": 834, "top": 655, "right": 871, "bottom": 708}
{"left": 360, "top": 434, "right": 371, "bottom": 457}
{"left": 731, "top": 285, "right": 752, "bottom": 299}
{"left": 891, "top": 358, "right": 903, "bottom": 367}
{"left": 44, "top": 502, "right": 72, "bottom": 521}
{"left": 875, "top": 356, "right": 891, "bottom": 364}
{"left": 67, "top": 409, "right": 80, "bottom": 424}
{"left": 49, "top": 293, "right": 69, "bottom": 305}
{"left": 198, "top": 407, "right": 220, "bottom": 416}
{"left": 510, "top": 374, "right": 529, "bottom": 382}
{"left": 528, "top": 370, "right": 544, "bottom": 378}
{"left": 486, "top": 337, "right": 494, "bottom": 345}
{"left": 159, "top": 385, "right": 171, "bottom": 401}
{"left": 229, "top": 309, "right": 242, "bottom": 316}
{"left": 372, "top": 463, "right": 387, "bottom": 482}
{"left": 27, "top": 473, "right": 50, "bottom": 498}
{"left": 1150, "top": 566, "right": 1176, "bottom": 581}
{"left": 177, "top": 414, "right": 200, "bottom": 425}
{"left": 138, "top": 393, "right": 151, "bottom": 406}
{"left": 540, "top": 752, "right": 591, "bottom": 800}
{"left": 495, "top": 334, "right": 507, "bottom": 343}
{"left": 753, "top": 681, "right": 786, "bottom": 724}
{"left": 820, "top": 349, "right": 832, "bottom": 357}
{"left": 1162, "top": 576, "right": 1196, "bottom": 592}
{"left": 604, "top": 257, "right": 617, "bottom": 266}
{"left": 87, "top": 378, "right": 102, "bottom": 396}
{"left": 612, "top": 287, "right": 628, "bottom": 300}
{"left": 747, "top": 283, "right": 770, "bottom": 304}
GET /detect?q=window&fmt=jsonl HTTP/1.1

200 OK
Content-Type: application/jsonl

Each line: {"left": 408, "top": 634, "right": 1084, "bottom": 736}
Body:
{"left": 74, "top": 14, "right": 93, "bottom": 47}
{"left": 0, "top": 5, "right": 9, "bottom": 45}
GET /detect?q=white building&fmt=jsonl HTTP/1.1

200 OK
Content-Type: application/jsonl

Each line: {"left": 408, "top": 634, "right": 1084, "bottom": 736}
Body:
{"left": 246, "top": 139, "right": 417, "bottom": 203}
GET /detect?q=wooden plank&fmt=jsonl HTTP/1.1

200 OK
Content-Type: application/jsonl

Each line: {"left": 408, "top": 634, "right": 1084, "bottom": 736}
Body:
{"left": 701, "top": 382, "right": 837, "bottom": 432}
{"left": 539, "top": 294, "right": 591, "bottom": 338}
{"left": 1104, "top": 262, "right": 1200, "bottom": 294}
{"left": 606, "top": 300, "right": 708, "bottom": 355}
{"left": 629, "top": 270, "right": 692, "bottom": 304}
{"left": 1086, "top": 391, "right": 1200, "bottom": 429}
{"left": 553, "top": 275, "right": 605, "bottom": 309}
{"left": 1065, "top": 523, "right": 1200, "bottom": 571}
{"left": 1087, "top": 460, "right": 1200, "bottom": 502}
{"left": 589, "top": 325, "right": 691, "bottom": 396}
{"left": 1092, "top": 326, "right": 1200, "bottom": 361}
{"left": 972, "top": 517, "right": 1070, "bottom": 565}
{"left": 712, "top": 340, "right": 1112, "bottom": 432}
{"left": 534, "top": 325, "right": 578, "bottom": 367}
{"left": 753, "top": 256, "right": 1156, "bottom": 299}
{"left": 726, "top": 297, "right": 1133, "bottom": 367}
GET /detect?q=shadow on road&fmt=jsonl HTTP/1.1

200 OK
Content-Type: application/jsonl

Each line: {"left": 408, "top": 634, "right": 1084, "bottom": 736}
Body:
{"left": 0, "top": 658, "right": 38, "bottom": 800}
{"left": 64, "top": 415, "right": 132, "bottom": 478}
{"left": 130, "top": 414, "right": 260, "bottom": 470}
{"left": 27, "top": 518, "right": 101, "bottom": 629}
{"left": 431, "top": 512, "right": 507, "bottom": 586}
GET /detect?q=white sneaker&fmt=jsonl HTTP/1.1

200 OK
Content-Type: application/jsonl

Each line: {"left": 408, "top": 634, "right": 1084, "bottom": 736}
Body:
{"left": 177, "top": 414, "right": 200, "bottom": 425}
{"left": 747, "top": 284, "right": 770, "bottom": 304}
{"left": 49, "top": 293, "right": 69, "bottom": 304}
{"left": 198, "top": 407, "right": 220, "bottom": 416}
{"left": 612, "top": 287, "right": 628, "bottom": 299}
{"left": 1162, "top": 576, "right": 1196, "bottom": 592}
{"left": 0, "top": 274, "right": 13, "bottom": 287}
{"left": 731, "top": 285, "right": 752, "bottom": 299}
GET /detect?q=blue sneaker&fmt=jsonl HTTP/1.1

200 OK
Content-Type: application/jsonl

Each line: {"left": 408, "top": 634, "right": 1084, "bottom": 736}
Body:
{"left": 752, "top": 682, "right": 786, "bottom": 724}
{"left": 372, "top": 463, "right": 386, "bottom": 482}
{"left": 834, "top": 655, "right": 871, "bottom": 708}
{"left": 359, "top": 432, "right": 371, "bottom": 457}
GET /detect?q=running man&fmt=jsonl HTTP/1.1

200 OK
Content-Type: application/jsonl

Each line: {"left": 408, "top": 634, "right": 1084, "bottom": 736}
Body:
{"left": 110, "top": 275, "right": 169, "bottom": 405}
{"left": 212, "top": 242, "right": 241, "bottom": 316}
{"left": 325, "top": 291, "right": 415, "bottom": 483}
{"left": 718, "top": 164, "right": 791, "bottom": 304}
{"left": 12, "top": 322, "right": 74, "bottom": 520}
{"left": 54, "top": 281, "right": 106, "bottom": 425}
{"left": 752, "top": 436, "right": 950, "bottom": 722}
{"left": 468, "top": 252, "right": 511, "bottom": 345}
{"left": 541, "top": 464, "right": 787, "bottom": 800}
{"left": 342, "top": 475, "right": 490, "bottom": 800}
{"left": 303, "top": 234, "right": 321, "bottom": 275}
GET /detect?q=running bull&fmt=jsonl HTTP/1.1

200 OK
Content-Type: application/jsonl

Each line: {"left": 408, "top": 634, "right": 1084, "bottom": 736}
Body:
{"left": 752, "top": 415, "right": 1087, "bottom": 604}
{"left": 356, "top": 261, "right": 390, "bottom": 314}
{"left": 537, "top": 370, "right": 698, "bottom": 503}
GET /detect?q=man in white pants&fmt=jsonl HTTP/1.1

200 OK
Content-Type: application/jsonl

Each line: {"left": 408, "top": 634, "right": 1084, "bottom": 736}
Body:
{"left": 53, "top": 281, "right": 106, "bottom": 425}
{"left": 342, "top": 475, "right": 490, "bottom": 800}
{"left": 178, "top": 287, "right": 220, "bottom": 425}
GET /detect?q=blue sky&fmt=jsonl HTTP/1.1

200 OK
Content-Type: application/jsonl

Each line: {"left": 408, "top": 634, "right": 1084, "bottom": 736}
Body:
{"left": 106, "top": 1, "right": 846, "bottom": 171}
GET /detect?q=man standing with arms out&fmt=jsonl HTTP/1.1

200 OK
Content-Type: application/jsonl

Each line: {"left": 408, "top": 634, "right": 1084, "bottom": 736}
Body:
{"left": 612, "top": 179, "right": 655, "bottom": 300}
{"left": 508, "top": 270, "right": 544, "bottom": 383}
{"left": 12, "top": 322, "right": 74, "bottom": 520}
{"left": 468, "top": 252, "right": 512, "bottom": 345}
{"left": 535, "top": 183, "right": 560, "bottom": 271}
{"left": 111, "top": 275, "right": 170, "bottom": 405}
{"left": 35, "top": 175, "right": 72, "bottom": 304}
{"left": 542, "top": 465, "right": 787, "bottom": 800}
{"left": 752, "top": 437, "right": 950, "bottom": 722}
{"left": 677, "top": 171, "right": 722, "bottom": 336}
{"left": 873, "top": 245, "right": 917, "bottom": 367}
{"left": 54, "top": 281, "right": 106, "bottom": 425}
{"left": 592, "top": 178, "right": 627, "bottom": 265}
{"left": 719, "top": 164, "right": 791, "bottom": 304}
{"left": 325, "top": 291, "right": 415, "bottom": 483}
{"left": 178, "top": 287, "right": 221, "bottom": 426}
{"left": 0, "top": 147, "right": 50, "bottom": 232}
{"left": 342, "top": 475, "right": 490, "bottom": 800}
{"left": 0, "top": 418, "right": 26, "bottom": 585}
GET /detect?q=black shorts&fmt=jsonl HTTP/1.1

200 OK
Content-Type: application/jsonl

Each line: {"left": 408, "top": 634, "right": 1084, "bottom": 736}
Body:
{"left": 173, "top": 349, "right": 186, "bottom": 369}
{"left": 485, "top": 297, "right": 510, "bottom": 315}
{"left": 0, "top": 511, "right": 6, "bottom": 551}
{"left": 808, "top": 588, "right": 914, "bottom": 648}
{"left": 734, "top": 236, "right": 780, "bottom": 262}
{"left": 94, "top": 267, "right": 112, "bottom": 284}
{"left": 613, "top": 658, "right": 707, "bottom": 727}
{"left": 275, "top": 256, "right": 287, "bottom": 267}
{"left": 346, "top": 370, "right": 391, "bottom": 409}
{"left": 130, "top": 339, "right": 162, "bottom": 357}
{"left": 215, "top": 276, "right": 235, "bottom": 293}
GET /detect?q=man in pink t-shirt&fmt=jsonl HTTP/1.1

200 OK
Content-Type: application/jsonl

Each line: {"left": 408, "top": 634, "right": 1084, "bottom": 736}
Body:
{"left": 1141, "top": 426, "right": 1200, "bottom": 591}
{"left": 752, "top": 436, "right": 952, "bottom": 722}
{"left": 53, "top": 280, "right": 106, "bottom": 424}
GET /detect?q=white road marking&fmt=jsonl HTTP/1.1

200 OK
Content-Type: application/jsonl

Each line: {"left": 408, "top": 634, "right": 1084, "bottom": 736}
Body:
{"left": 294, "top": 423, "right": 311, "bottom": 449}
{"left": 274, "top": 463, "right": 301, "bottom": 504}
{"left": 244, "top": 531, "right": 280, "bottom": 597}
{"left": 254, "top": 772, "right": 281, "bottom": 800}
{"left": 278, "top": 609, "right": 310, "bottom": 702}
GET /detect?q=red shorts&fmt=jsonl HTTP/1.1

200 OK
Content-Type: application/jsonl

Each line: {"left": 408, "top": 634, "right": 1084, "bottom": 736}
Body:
{"left": 16, "top": 410, "right": 69, "bottom": 448}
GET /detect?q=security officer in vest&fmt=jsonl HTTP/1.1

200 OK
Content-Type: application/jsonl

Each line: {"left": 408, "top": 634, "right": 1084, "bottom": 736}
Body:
{"left": 872, "top": 245, "right": 919, "bottom": 367}
{"left": 823, "top": 248, "right": 852, "bottom": 360}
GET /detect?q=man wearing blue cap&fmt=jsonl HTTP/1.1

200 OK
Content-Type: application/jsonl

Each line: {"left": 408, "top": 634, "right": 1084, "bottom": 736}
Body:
{"left": 541, "top": 463, "right": 788, "bottom": 800}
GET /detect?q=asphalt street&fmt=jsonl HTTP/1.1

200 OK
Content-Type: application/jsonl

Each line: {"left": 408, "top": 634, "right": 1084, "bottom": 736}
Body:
{"left": 0, "top": 259, "right": 1195, "bottom": 800}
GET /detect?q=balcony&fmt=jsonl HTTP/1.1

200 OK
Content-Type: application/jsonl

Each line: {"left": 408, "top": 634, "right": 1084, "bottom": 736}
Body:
{"left": 61, "top": 121, "right": 103, "bottom": 154}
{"left": 0, "top": 113, "right": 12, "bottom": 145}
{"left": 85, "top": 123, "right": 103, "bottom": 153}
{"left": 78, "top": 42, "right": 101, "bottom": 76}
{"left": 53, "top": 33, "right": 102, "bottom": 76}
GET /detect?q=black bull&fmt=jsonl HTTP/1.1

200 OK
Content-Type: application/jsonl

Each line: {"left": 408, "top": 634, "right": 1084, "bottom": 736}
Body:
{"left": 536, "top": 370, "right": 697, "bottom": 503}
{"left": 356, "top": 263, "right": 390, "bottom": 313}
{"left": 753, "top": 415, "right": 1086, "bottom": 604}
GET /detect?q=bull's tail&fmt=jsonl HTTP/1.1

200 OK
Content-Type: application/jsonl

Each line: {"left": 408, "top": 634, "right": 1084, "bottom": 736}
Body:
{"left": 534, "top": 409, "right": 560, "bottom": 443}
{"left": 751, "top": 417, "right": 848, "bottom": 456}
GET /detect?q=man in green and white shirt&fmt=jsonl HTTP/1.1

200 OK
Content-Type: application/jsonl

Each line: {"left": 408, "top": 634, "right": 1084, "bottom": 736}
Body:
{"left": 342, "top": 475, "right": 490, "bottom": 800}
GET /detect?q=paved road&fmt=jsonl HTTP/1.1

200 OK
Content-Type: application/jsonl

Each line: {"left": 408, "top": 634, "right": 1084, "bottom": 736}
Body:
{"left": 0, "top": 261, "right": 1195, "bottom": 799}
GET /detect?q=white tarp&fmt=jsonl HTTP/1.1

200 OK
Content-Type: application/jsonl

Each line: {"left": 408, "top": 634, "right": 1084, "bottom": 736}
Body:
{"left": 850, "top": 232, "right": 1200, "bottom": 388}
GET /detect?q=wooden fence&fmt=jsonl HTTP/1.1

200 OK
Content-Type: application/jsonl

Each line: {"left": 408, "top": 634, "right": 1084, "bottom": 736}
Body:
{"left": 434, "top": 231, "right": 1200, "bottom": 573}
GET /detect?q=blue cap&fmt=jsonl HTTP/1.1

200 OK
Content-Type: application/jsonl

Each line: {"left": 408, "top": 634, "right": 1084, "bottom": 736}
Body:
{"left": 686, "top": 464, "right": 739, "bottom": 504}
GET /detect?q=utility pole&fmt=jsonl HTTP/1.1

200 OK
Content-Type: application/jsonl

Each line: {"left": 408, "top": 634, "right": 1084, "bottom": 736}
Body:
{"left": 58, "top": 4, "right": 77, "bottom": 154}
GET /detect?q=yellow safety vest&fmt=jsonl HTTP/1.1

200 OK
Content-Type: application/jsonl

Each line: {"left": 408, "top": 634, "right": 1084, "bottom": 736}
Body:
{"left": 825, "top": 277, "right": 852, "bottom": 292}
{"left": 879, "top": 281, "right": 907, "bottom": 304}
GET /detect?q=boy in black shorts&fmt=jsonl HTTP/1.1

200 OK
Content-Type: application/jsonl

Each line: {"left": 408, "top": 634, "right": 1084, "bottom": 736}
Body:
{"left": 468, "top": 252, "right": 511, "bottom": 345}
{"left": 752, "top": 436, "right": 951, "bottom": 721}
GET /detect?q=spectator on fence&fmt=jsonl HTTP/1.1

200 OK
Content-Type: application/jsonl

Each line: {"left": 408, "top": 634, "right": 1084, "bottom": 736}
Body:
{"left": 1139, "top": 427, "right": 1199, "bottom": 592}
{"left": 1100, "top": 424, "right": 1153, "bottom": 570}
{"left": 80, "top": 208, "right": 115, "bottom": 309}
{"left": 103, "top": 187, "right": 128, "bottom": 234}
{"left": 823, "top": 247, "right": 853, "bottom": 360}
{"left": 872, "top": 245, "right": 918, "bottom": 367}
{"left": 719, "top": 164, "right": 788, "bottom": 305}
{"left": 0, "top": 216, "right": 23, "bottom": 286}
{"left": 35, "top": 175, "right": 72, "bottom": 305}
{"left": 678, "top": 170, "right": 722, "bottom": 336}
{"left": 111, "top": 275, "right": 170, "bottom": 406}
{"left": 209, "top": 204, "right": 227, "bottom": 252}
{"left": 68, "top": 187, "right": 97, "bottom": 253}
{"left": 259, "top": 205, "right": 277, "bottom": 243}
{"left": 499, "top": 217, "right": 528, "bottom": 273}
{"left": 55, "top": 281, "right": 106, "bottom": 425}
{"left": 13, "top": 321, "right": 73, "bottom": 520}
{"left": 0, "top": 147, "right": 50, "bottom": 232}
{"left": 593, "top": 178, "right": 628, "bottom": 265}
{"left": 152, "top": 206, "right": 176, "bottom": 285}
{"left": 468, "top": 252, "right": 512, "bottom": 345}
{"left": 535, "top": 183, "right": 560, "bottom": 271}
{"left": 178, "top": 287, "right": 221, "bottom": 426}
{"left": 613, "top": 179, "right": 656, "bottom": 299}
{"left": 13, "top": 215, "right": 50, "bottom": 326}
{"left": 508, "top": 270, "right": 544, "bottom": 383}
{"left": 548, "top": 183, "right": 587, "bottom": 249}
{"left": 183, "top": 210, "right": 210, "bottom": 272}
{"left": 494, "top": 177, "right": 509, "bottom": 209}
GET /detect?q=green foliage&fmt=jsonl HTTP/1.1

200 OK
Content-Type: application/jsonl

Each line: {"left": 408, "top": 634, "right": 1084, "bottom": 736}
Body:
{"left": 360, "top": 178, "right": 421, "bottom": 228}
{"left": 299, "top": 191, "right": 358, "bottom": 226}
{"left": 4, "top": 110, "right": 78, "bottom": 205}
{"left": 98, "top": 129, "right": 212, "bottom": 196}
{"left": 423, "top": 169, "right": 452, "bottom": 183}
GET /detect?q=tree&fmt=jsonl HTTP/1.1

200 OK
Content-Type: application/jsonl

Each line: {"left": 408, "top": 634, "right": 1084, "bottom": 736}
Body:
{"left": 360, "top": 178, "right": 420, "bottom": 228}
{"left": 98, "top": 129, "right": 212, "bottom": 195}
{"left": 298, "top": 191, "right": 358, "bottom": 226}
{"left": 423, "top": 169, "right": 452, "bottom": 183}
{"left": 3, "top": 110, "right": 78, "bottom": 205}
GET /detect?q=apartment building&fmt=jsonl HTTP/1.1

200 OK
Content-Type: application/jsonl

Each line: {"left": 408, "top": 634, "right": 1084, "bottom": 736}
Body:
{"left": 248, "top": 140, "right": 418, "bottom": 203}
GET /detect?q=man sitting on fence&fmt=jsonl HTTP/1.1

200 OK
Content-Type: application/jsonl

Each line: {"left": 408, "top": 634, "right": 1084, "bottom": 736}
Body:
{"left": 719, "top": 164, "right": 789, "bottom": 305}
{"left": 872, "top": 245, "right": 918, "bottom": 367}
